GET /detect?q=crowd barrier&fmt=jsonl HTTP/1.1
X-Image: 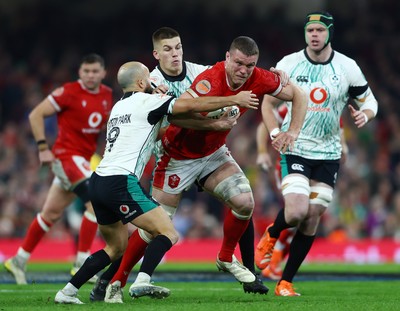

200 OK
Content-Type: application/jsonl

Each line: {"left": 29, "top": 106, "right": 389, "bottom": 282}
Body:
{"left": 1, "top": 238, "right": 399, "bottom": 263}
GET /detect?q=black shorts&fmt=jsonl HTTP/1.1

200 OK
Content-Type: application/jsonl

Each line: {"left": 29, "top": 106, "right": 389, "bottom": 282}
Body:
{"left": 89, "top": 172, "right": 159, "bottom": 225}
{"left": 280, "top": 154, "right": 340, "bottom": 188}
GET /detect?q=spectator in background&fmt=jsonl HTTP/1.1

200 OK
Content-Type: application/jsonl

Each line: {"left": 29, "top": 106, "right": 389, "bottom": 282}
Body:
{"left": 4, "top": 54, "right": 113, "bottom": 285}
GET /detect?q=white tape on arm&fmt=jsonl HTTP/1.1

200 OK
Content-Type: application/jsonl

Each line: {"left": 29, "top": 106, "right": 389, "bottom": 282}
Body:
{"left": 361, "top": 112, "right": 368, "bottom": 124}
{"left": 269, "top": 128, "right": 280, "bottom": 139}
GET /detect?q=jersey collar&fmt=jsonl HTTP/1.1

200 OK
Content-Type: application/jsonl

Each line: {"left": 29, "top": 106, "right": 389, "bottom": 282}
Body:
{"left": 304, "top": 49, "right": 335, "bottom": 65}
{"left": 121, "top": 91, "right": 134, "bottom": 99}
{"left": 157, "top": 62, "right": 187, "bottom": 82}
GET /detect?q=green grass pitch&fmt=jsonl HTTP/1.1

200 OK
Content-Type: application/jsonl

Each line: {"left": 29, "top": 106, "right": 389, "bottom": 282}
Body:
{"left": 1, "top": 262, "right": 399, "bottom": 310}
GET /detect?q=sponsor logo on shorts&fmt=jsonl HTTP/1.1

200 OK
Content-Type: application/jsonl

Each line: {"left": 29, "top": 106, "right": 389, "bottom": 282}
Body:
{"left": 168, "top": 174, "right": 181, "bottom": 188}
{"left": 119, "top": 205, "right": 130, "bottom": 214}
{"left": 291, "top": 163, "right": 304, "bottom": 171}
{"left": 119, "top": 204, "right": 137, "bottom": 218}
{"left": 125, "top": 210, "right": 137, "bottom": 218}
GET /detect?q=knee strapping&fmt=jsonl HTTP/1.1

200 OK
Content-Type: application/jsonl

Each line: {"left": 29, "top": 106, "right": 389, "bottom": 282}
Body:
{"left": 137, "top": 203, "right": 176, "bottom": 244}
{"left": 83, "top": 210, "right": 97, "bottom": 223}
{"left": 309, "top": 186, "right": 333, "bottom": 207}
{"left": 281, "top": 175, "right": 310, "bottom": 196}
{"left": 138, "top": 228, "right": 152, "bottom": 244}
{"left": 160, "top": 203, "right": 177, "bottom": 219}
{"left": 214, "top": 173, "right": 251, "bottom": 201}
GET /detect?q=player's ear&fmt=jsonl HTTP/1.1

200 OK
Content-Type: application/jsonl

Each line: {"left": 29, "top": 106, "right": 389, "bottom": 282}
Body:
{"left": 225, "top": 51, "right": 230, "bottom": 62}
{"left": 137, "top": 79, "right": 144, "bottom": 89}
{"left": 153, "top": 50, "right": 160, "bottom": 60}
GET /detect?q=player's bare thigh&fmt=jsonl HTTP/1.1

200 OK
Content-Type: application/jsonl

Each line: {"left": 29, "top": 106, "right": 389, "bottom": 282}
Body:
{"left": 152, "top": 187, "right": 182, "bottom": 208}
{"left": 41, "top": 182, "right": 76, "bottom": 224}
{"left": 99, "top": 221, "right": 129, "bottom": 261}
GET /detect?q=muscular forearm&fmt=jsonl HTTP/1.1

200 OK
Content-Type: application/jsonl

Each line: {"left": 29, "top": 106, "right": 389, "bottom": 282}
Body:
{"left": 287, "top": 85, "right": 307, "bottom": 134}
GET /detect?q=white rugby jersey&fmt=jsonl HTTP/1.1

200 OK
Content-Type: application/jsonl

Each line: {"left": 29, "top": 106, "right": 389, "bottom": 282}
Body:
{"left": 96, "top": 92, "right": 175, "bottom": 177}
{"left": 150, "top": 61, "right": 209, "bottom": 157}
{"left": 278, "top": 49, "right": 376, "bottom": 160}
{"left": 150, "top": 61, "right": 209, "bottom": 97}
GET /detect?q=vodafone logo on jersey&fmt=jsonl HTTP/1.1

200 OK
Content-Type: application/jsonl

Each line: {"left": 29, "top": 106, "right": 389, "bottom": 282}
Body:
{"left": 310, "top": 87, "right": 328, "bottom": 104}
{"left": 88, "top": 112, "right": 103, "bottom": 128}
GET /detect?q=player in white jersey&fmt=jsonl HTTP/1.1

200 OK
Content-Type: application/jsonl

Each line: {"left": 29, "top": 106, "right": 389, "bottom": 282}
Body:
{"left": 255, "top": 11, "right": 378, "bottom": 296}
{"left": 90, "top": 28, "right": 271, "bottom": 303}
{"left": 54, "top": 61, "right": 259, "bottom": 304}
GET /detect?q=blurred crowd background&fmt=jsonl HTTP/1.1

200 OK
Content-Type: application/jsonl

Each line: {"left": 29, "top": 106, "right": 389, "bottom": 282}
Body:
{"left": 0, "top": 0, "right": 399, "bottom": 243}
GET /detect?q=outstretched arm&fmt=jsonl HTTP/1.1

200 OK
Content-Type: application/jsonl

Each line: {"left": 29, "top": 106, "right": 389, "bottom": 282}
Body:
{"left": 169, "top": 108, "right": 239, "bottom": 131}
{"left": 172, "top": 90, "right": 259, "bottom": 115}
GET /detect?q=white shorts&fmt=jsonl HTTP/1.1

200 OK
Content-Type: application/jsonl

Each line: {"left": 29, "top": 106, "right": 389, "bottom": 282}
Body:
{"left": 153, "top": 145, "right": 235, "bottom": 194}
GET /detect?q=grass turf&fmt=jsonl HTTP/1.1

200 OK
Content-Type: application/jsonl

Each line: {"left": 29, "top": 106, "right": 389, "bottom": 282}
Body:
{"left": 1, "top": 281, "right": 399, "bottom": 311}
{"left": 1, "top": 262, "right": 400, "bottom": 310}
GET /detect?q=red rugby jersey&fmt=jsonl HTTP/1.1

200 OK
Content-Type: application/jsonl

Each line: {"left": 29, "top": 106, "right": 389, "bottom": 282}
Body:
{"left": 48, "top": 80, "right": 112, "bottom": 160}
{"left": 163, "top": 61, "right": 281, "bottom": 159}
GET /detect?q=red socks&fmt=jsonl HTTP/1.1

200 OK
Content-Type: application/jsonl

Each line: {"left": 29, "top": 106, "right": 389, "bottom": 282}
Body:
{"left": 111, "top": 230, "right": 148, "bottom": 287}
{"left": 218, "top": 210, "right": 250, "bottom": 262}
{"left": 21, "top": 214, "right": 52, "bottom": 253}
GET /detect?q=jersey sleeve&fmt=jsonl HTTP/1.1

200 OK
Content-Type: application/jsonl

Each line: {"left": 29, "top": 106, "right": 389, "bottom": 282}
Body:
{"left": 147, "top": 94, "right": 176, "bottom": 125}
{"left": 346, "top": 59, "right": 369, "bottom": 98}
{"left": 345, "top": 58, "right": 378, "bottom": 114}
{"left": 259, "top": 68, "right": 282, "bottom": 96}
{"left": 48, "top": 84, "right": 70, "bottom": 112}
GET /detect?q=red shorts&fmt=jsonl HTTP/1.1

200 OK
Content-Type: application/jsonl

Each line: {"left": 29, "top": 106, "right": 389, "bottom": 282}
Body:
{"left": 51, "top": 155, "right": 92, "bottom": 190}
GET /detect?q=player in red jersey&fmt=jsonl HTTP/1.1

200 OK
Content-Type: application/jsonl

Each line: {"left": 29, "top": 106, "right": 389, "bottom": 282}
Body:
{"left": 150, "top": 36, "right": 307, "bottom": 288}
{"left": 4, "top": 54, "right": 113, "bottom": 285}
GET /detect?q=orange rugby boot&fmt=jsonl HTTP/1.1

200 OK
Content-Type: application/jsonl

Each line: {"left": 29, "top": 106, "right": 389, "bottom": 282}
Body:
{"left": 255, "top": 224, "right": 277, "bottom": 270}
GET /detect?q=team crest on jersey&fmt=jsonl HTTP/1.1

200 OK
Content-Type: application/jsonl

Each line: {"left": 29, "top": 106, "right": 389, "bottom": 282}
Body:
{"left": 329, "top": 74, "right": 340, "bottom": 86}
{"left": 195, "top": 80, "right": 211, "bottom": 94}
{"left": 119, "top": 205, "right": 130, "bottom": 214}
{"left": 52, "top": 87, "right": 64, "bottom": 97}
{"left": 168, "top": 174, "right": 181, "bottom": 188}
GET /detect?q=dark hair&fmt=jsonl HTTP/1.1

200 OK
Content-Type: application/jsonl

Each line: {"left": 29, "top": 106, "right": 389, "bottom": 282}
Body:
{"left": 229, "top": 36, "right": 259, "bottom": 56}
{"left": 152, "top": 27, "right": 180, "bottom": 44}
{"left": 80, "top": 53, "right": 105, "bottom": 67}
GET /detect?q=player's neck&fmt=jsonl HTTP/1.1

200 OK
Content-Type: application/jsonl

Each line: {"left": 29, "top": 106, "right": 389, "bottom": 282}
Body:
{"left": 225, "top": 73, "right": 243, "bottom": 91}
{"left": 306, "top": 45, "right": 333, "bottom": 63}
